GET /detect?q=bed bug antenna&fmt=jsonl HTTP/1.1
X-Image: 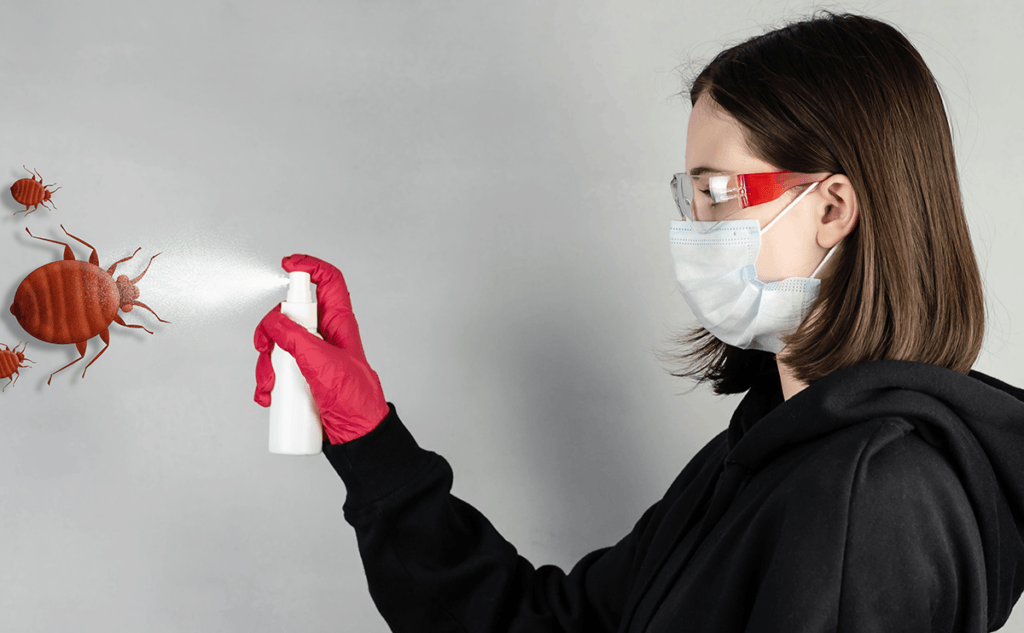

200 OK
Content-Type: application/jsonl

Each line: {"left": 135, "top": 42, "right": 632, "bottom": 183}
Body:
{"left": 130, "top": 252, "right": 161, "bottom": 285}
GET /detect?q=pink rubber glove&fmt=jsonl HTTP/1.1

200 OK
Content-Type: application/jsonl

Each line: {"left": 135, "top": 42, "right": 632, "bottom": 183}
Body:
{"left": 253, "top": 254, "right": 390, "bottom": 444}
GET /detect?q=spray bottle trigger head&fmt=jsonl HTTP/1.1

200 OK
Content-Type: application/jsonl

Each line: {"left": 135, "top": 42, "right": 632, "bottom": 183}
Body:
{"left": 286, "top": 272, "right": 313, "bottom": 303}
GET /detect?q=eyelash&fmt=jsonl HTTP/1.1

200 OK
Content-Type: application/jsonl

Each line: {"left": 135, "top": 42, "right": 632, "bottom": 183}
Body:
{"left": 698, "top": 189, "right": 718, "bottom": 206}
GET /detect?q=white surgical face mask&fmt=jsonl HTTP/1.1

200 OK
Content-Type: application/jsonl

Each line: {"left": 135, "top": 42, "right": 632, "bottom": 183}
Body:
{"left": 668, "top": 181, "right": 843, "bottom": 354}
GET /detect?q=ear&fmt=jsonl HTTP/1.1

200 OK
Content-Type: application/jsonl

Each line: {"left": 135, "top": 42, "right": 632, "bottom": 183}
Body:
{"left": 815, "top": 174, "right": 859, "bottom": 248}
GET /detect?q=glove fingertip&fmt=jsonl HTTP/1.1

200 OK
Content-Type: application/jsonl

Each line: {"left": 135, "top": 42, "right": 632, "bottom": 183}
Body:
{"left": 254, "top": 390, "right": 270, "bottom": 407}
{"left": 254, "top": 303, "right": 284, "bottom": 351}
{"left": 283, "top": 254, "right": 320, "bottom": 274}
{"left": 254, "top": 329, "right": 271, "bottom": 353}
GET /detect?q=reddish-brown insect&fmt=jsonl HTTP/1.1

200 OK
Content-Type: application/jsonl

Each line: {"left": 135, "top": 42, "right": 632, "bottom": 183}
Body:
{"left": 0, "top": 341, "right": 33, "bottom": 391}
{"left": 10, "top": 225, "right": 170, "bottom": 385}
{"left": 10, "top": 166, "right": 61, "bottom": 215}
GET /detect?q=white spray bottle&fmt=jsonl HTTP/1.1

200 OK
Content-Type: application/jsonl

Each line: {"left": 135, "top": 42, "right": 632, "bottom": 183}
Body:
{"left": 269, "top": 271, "right": 323, "bottom": 455}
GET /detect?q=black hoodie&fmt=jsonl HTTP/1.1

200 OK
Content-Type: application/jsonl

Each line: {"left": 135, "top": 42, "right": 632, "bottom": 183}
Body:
{"left": 323, "top": 359, "right": 1024, "bottom": 632}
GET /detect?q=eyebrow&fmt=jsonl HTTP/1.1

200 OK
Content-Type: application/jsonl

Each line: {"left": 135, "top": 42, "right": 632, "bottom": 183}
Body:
{"left": 687, "top": 166, "right": 731, "bottom": 176}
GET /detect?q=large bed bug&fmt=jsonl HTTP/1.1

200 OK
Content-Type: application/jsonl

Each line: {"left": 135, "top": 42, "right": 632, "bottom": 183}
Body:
{"left": 0, "top": 341, "right": 33, "bottom": 391}
{"left": 10, "top": 225, "right": 169, "bottom": 385}
{"left": 10, "top": 166, "right": 60, "bottom": 215}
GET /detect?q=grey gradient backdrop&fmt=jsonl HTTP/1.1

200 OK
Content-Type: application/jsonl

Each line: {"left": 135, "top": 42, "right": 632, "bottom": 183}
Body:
{"left": 1, "top": 1, "right": 1022, "bottom": 631}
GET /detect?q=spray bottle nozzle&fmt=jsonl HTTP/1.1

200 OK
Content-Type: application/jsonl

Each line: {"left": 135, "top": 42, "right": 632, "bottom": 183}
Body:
{"left": 286, "top": 272, "right": 313, "bottom": 303}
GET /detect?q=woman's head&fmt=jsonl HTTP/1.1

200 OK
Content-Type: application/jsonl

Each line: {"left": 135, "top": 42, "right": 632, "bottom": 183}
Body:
{"left": 684, "top": 94, "right": 857, "bottom": 285}
{"left": 659, "top": 10, "right": 986, "bottom": 395}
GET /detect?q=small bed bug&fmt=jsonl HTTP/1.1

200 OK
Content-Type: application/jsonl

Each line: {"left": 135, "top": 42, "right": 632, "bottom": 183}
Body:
{"left": 10, "top": 225, "right": 169, "bottom": 385}
{"left": 0, "top": 341, "right": 33, "bottom": 391}
{"left": 10, "top": 165, "right": 61, "bottom": 215}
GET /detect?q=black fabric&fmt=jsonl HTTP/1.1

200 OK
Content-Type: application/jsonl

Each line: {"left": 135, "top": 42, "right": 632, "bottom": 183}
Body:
{"left": 323, "top": 359, "right": 1024, "bottom": 632}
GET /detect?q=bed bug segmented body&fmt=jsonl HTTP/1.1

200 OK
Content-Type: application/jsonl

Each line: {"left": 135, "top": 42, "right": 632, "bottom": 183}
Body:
{"left": 9, "top": 225, "right": 169, "bottom": 385}
{"left": 10, "top": 166, "right": 61, "bottom": 215}
{"left": 0, "top": 341, "right": 33, "bottom": 391}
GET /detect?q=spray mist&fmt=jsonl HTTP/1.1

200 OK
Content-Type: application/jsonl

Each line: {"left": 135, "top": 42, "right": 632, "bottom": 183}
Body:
{"left": 268, "top": 272, "right": 323, "bottom": 455}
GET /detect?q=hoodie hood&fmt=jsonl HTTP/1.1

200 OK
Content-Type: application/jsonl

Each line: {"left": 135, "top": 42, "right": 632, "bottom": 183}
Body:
{"left": 722, "top": 359, "right": 1024, "bottom": 629}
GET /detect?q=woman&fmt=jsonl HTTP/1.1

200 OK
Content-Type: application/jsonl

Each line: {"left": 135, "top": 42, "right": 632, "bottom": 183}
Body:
{"left": 253, "top": 10, "right": 1024, "bottom": 632}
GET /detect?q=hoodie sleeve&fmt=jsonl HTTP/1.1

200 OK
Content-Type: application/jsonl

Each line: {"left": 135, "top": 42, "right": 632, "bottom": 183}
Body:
{"left": 322, "top": 402, "right": 658, "bottom": 633}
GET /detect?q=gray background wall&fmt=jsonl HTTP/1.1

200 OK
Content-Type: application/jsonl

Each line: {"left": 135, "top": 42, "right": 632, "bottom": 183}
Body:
{"left": 1, "top": 1, "right": 1021, "bottom": 631}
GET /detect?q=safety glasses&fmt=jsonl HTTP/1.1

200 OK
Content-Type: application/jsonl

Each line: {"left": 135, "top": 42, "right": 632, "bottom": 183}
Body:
{"left": 670, "top": 171, "right": 828, "bottom": 233}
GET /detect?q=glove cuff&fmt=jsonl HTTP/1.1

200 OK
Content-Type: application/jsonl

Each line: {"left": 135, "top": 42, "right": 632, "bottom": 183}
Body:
{"left": 322, "top": 402, "right": 438, "bottom": 510}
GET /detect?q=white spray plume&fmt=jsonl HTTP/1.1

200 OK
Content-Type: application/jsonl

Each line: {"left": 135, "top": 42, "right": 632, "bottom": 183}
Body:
{"left": 131, "top": 225, "right": 292, "bottom": 332}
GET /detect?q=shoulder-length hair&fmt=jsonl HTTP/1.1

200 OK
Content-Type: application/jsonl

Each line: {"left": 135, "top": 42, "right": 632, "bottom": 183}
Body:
{"left": 656, "top": 10, "right": 987, "bottom": 396}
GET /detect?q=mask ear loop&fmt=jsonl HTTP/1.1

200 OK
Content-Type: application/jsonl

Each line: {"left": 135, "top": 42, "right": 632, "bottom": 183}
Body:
{"left": 761, "top": 181, "right": 820, "bottom": 234}
{"left": 809, "top": 236, "right": 843, "bottom": 280}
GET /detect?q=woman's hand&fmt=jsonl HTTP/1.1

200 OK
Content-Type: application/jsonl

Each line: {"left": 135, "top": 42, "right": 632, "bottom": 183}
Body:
{"left": 253, "top": 254, "right": 389, "bottom": 444}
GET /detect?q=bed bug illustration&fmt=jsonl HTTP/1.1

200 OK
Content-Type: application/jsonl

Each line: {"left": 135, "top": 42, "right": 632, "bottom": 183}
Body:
{"left": 0, "top": 341, "right": 33, "bottom": 392}
{"left": 10, "top": 225, "right": 170, "bottom": 385}
{"left": 10, "top": 166, "right": 61, "bottom": 216}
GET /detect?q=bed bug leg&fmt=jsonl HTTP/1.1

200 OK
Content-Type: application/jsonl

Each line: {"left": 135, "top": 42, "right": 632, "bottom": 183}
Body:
{"left": 131, "top": 300, "right": 170, "bottom": 324}
{"left": 81, "top": 329, "right": 111, "bottom": 378}
{"left": 59, "top": 225, "right": 99, "bottom": 266}
{"left": 113, "top": 314, "right": 154, "bottom": 334}
{"left": 6, "top": 359, "right": 29, "bottom": 391}
{"left": 48, "top": 340, "right": 88, "bottom": 385}
{"left": 25, "top": 227, "right": 76, "bottom": 261}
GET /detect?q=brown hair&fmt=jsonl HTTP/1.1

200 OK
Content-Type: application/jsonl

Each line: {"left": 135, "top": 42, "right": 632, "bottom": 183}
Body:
{"left": 656, "top": 10, "right": 987, "bottom": 396}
